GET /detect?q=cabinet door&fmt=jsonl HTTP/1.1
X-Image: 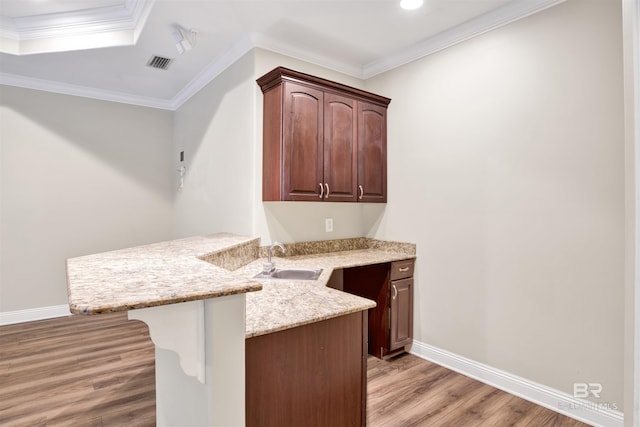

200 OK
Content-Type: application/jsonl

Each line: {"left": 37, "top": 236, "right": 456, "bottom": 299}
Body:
{"left": 324, "top": 92, "right": 357, "bottom": 202}
{"left": 357, "top": 102, "right": 387, "bottom": 203}
{"left": 283, "top": 82, "right": 324, "bottom": 201}
{"left": 389, "top": 278, "right": 413, "bottom": 351}
{"left": 246, "top": 312, "right": 367, "bottom": 427}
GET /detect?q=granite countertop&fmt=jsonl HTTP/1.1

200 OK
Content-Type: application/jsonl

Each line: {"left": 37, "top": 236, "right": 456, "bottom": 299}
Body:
{"left": 66, "top": 233, "right": 416, "bottom": 339}
{"left": 66, "top": 233, "right": 263, "bottom": 314}
{"left": 238, "top": 247, "right": 416, "bottom": 338}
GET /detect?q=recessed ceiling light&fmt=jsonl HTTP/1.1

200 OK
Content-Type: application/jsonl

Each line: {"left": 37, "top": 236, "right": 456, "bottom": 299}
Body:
{"left": 400, "top": 0, "right": 423, "bottom": 10}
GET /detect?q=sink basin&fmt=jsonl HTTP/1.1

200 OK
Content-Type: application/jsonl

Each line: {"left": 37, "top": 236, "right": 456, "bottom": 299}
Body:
{"left": 254, "top": 268, "right": 323, "bottom": 281}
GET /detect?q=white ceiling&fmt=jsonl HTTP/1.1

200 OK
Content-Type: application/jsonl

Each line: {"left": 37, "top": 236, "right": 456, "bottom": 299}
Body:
{"left": 0, "top": 0, "right": 565, "bottom": 110}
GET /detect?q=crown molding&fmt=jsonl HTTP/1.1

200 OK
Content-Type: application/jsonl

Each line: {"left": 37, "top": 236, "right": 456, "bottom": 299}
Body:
{"left": 0, "top": 0, "right": 154, "bottom": 55}
{"left": 363, "top": 0, "right": 567, "bottom": 78}
{"left": 169, "top": 34, "right": 256, "bottom": 110}
{"left": 168, "top": 0, "right": 568, "bottom": 109}
{"left": 0, "top": 72, "right": 174, "bottom": 110}
{"left": 169, "top": 32, "right": 367, "bottom": 110}
{"left": 0, "top": 0, "right": 566, "bottom": 110}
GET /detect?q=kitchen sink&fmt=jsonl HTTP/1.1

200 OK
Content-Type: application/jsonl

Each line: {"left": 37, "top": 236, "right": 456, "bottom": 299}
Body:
{"left": 254, "top": 268, "right": 323, "bottom": 281}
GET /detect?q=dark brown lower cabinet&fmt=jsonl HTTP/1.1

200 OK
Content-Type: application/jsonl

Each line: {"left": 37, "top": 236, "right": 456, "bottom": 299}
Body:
{"left": 342, "top": 259, "right": 415, "bottom": 359}
{"left": 245, "top": 311, "right": 368, "bottom": 427}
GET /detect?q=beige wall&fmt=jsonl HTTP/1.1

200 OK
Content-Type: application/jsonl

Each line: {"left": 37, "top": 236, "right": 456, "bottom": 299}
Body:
{"left": 623, "top": 0, "right": 640, "bottom": 423}
{"left": 0, "top": 86, "right": 174, "bottom": 312}
{"left": 171, "top": 52, "right": 256, "bottom": 238}
{"left": 365, "top": 0, "right": 625, "bottom": 409}
{"left": 173, "top": 47, "right": 376, "bottom": 244}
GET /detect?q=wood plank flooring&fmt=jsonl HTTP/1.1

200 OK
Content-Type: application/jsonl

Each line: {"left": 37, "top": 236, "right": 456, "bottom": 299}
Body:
{"left": 367, "top": 354, "right": 588, "bottom": 427}
{"left": 0, "top": 313, "right": 589, "bottom": 427}
{"left": 0, "top": 312, "right": 155, "bottom": 426}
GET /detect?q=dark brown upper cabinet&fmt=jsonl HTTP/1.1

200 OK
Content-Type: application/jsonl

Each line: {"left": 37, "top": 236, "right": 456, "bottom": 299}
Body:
{"left": 257, "top": 67, "right": 390, "bottom": 202}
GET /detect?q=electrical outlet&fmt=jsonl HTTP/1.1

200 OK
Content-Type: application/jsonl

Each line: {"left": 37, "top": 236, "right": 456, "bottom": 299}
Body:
{"left": 325, "top": 218, "right": 334, "bottom": 233}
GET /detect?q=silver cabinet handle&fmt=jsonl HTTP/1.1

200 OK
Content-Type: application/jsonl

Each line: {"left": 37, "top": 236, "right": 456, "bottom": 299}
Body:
{"left": 392, "top": 284, "right": 398, "bottom": 300}
{"left": 358, "top": 185, "right": 363, "bottom": 200}
{"left": 398, "top": 267, "right": 409, "bottom": 272}
{"left": 325, "top": 183, "right": 330, "bottom": 198}
{"left": 319, "top": 183, "right": 324, "bottom": 199}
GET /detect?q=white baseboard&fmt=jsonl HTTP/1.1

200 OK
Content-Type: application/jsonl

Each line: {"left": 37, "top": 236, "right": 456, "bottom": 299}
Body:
{"left": 410, "top": 340, "right": 624, "bottom": 427}
{"left": 0, "top": 304, "right": 71, "bottom": 326}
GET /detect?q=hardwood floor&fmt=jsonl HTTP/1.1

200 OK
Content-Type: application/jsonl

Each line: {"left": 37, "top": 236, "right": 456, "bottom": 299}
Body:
{"left": 367, "top": 354, "right": 588, "bottom": 427}
{"left": 0, "top": 312, "right": 155, "bottom": 426}
{"left": 0, "top": 313, "right": 589, "bottom": 427}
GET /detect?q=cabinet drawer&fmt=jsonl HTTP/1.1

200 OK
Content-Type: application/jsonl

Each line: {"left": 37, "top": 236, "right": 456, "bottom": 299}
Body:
{"left": 390, "top": 259, "right": 414, "bottom": 281}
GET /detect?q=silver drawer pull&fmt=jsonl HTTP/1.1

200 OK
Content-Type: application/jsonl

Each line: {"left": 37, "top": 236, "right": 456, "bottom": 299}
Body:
{"left": 398, "top": 267, "right": 410, "bottom": 272}
{"left": 325, "top": 183, "right": 330, "bottom": 197}
{"left": 319, "top": 183, "right": 324, "bottom": 199}
{"left": 358, "top": 185, "right": 363, "bottom": 200}
{"left": 392, "top": 284, "right": 398, "bottom": 300}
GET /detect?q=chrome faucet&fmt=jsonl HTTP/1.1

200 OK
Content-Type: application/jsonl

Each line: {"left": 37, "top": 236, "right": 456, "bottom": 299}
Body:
{"left": 263, "top": 242, "right": 286, "bottom": 274}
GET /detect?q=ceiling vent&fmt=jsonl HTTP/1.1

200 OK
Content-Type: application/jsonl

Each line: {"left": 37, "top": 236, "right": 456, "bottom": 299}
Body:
{"left": 146, "top": 55, "right": 173, "bottom": 70}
